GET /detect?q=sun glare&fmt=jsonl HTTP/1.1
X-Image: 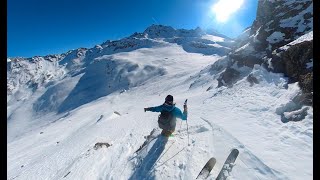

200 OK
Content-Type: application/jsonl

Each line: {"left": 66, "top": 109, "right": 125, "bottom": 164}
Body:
{"left": 211, "top": 0, "right": 244, "bottom": 23}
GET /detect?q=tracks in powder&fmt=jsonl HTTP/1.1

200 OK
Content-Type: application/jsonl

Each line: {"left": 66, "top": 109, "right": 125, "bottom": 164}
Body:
{"left": 200, "top": 117, "right": 289, "bottom": 180}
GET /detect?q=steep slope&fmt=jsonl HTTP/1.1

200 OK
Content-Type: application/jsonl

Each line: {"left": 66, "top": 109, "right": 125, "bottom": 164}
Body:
{"left": 183, "top": 0, "right": 313, "bottom": 178}
{"left": 7, "top": 5, "right": 313, "bottom": 179}
{"left": 7, "top": 41, "right": 222, "bottom": 180}
{"left": 7, "top": 25, "right": 232, "bottom": 112}
{"left": 194, "top": 0, "right": 313, "bottom": 122}
{"left": 7, "top": 25, "right": 232, "bottom": 142}
{"left": 7, "top": 44, "right": 312, "bottom": 179}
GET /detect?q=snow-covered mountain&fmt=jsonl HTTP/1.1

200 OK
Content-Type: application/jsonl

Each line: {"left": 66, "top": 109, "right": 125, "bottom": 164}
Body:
{"left": 7, "top": 1, "right": 313, "bottom": 179}
{"left": 7, "top": 25, "right": 233, "bottom": 124}
{"left": 194, "top": 0, "right": 313, "bottom": 120}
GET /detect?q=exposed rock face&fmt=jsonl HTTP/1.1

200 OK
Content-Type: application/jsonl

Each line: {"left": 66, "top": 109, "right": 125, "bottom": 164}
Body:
{"left": 252, "top": 0, "right": 313, "bottom": 51}
{"left": 247, "top": 74, "right": 259, "bottom": 86}
{"left": 215, "top": 0, "right": 313, "bottom": 106}
{"left": 230, "top": 53, "right": 264, "bottom": 68}
{"left": 271, "top": 35, "right": 313, "bottom": 105}
{"left": 217, "top": 68, "right": 240, "bottom": 88}
{"left": 281, "top": 40, "right": 313, "bottom": 81}
{"left": 299, "top": 72, "right": 312, "bottom": 94}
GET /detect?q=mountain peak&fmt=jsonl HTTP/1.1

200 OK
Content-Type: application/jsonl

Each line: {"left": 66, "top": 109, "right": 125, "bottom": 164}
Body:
{"left": 143, "top": 24, "right": 176, "bottom": 38}
{"left": 141, "top": 24, "right": 206, "bottom": 39}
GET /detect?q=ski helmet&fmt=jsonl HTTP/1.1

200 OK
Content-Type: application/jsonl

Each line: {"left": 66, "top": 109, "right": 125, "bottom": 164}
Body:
{"left": 165, "top": 95, "right": 174, "bottom": 105}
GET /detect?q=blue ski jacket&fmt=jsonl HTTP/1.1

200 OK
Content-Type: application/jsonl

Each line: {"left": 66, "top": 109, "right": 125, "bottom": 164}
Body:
{"left": 147, "top": 104, "right": 187, "bottom": 120}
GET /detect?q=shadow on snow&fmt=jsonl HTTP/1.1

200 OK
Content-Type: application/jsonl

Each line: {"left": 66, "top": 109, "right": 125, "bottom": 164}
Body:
{"left": 129, "top": 136, "right": 168, "bottom": 180}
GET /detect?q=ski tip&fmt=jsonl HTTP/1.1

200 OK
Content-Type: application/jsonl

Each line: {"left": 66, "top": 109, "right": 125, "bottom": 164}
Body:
{"left": 231, "top": 148, "right": 240, "bottom": 153}
{"left": 207, "top": 157, "right": 216, "bottom": 165}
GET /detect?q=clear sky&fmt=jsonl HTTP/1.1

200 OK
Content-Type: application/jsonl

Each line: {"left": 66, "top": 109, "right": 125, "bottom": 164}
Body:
{"left": 8, "top": 0, "right": 258, "bottom": 58}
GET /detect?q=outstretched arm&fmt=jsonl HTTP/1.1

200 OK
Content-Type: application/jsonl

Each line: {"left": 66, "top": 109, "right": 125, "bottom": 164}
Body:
{"left": 144, "top": 105, "right": 163, "bottom": 112}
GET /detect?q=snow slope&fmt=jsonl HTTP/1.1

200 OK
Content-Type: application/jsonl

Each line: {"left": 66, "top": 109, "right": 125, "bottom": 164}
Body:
{"left": 7, "top": 26, "right": 312, "bottom": 180}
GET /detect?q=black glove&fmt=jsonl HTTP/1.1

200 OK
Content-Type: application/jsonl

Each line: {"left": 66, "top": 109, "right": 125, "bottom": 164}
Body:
{"left": 183, "top": 105, "right": 188, "bottom": 113}
{"left": 144, "top": 108, "right": 149, "bottom": 112}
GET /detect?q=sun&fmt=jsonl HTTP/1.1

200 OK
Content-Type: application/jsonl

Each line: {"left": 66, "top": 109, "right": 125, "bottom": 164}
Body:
{"left": 211, "top": 0, "right": 244, "bottom": 23}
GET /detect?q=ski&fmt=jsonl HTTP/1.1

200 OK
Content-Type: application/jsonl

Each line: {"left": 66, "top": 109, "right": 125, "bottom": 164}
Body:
{"left": 134, "top": 136, "right": 158, "bottom": 154}
{"left": 134, "top": 128, "right": 158, "bottom": 154}
{"left": 128, "top": 128, "right": 162, "bottom": 163}
{"left": 216, "top": 149, "right": 239, "bottom": 180}
{"left": 196, "top": 157, "right": 216, "bottom": 179}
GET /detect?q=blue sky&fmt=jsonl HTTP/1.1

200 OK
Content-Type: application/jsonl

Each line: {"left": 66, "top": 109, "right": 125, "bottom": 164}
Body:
{"left": 8, "top": 0, "right": 258, "bottom": 58}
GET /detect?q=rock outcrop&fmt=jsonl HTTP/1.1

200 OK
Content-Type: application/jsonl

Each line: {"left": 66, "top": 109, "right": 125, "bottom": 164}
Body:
{"left": 216, "top": 0, "right": 313, "bottom": 106}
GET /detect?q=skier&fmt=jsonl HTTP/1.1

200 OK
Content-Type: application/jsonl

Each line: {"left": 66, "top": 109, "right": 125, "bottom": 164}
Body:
{"left": 144, "top": 95, "right": 188, "bottom": 137}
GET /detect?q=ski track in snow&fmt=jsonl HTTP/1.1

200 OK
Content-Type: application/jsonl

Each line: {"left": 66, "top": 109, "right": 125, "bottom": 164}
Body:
{"left": 201, "top": 117, "right": 288, "bottom": 180}
{"left": 7, "top": 43, "right": 312, "bottom": 179}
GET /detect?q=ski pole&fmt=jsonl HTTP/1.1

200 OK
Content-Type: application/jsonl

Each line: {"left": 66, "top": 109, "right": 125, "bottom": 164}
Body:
{"left": 178, "top": 121, "right": 182, "bottom": 133}
{"left": 184, "top": 99, "right": 190, "bottom": 146}
{"left": 186, "top": 119, "right": 190, "bottom": 146}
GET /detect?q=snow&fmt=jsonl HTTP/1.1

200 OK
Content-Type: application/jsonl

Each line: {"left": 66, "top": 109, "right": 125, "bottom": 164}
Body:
{"left": 278, "top": 31, "right": 313, "bottom": 51}
{"left": 235, "top": 43, "right": 254, "bottom": 53}
{"left": 266, "top": 31, "right": 285, "bottom": 44}
{"left": 201, "top": 34, "right": 225, "bottom": 42}
{"left": 283, "top": 107, "right": 309, "bottom": 119}
{"left": 265, "top": 20, "right": 277, "bottom": 33}
{"left": 7, "top": 27, "right": 312, "bottom": 180}
{"left": 252, "top": 27, "right": 261, "bottom": 43}
{"left": 295, "top": 30, "right": 313, "bottom": 43}
{"left": 267, "top": 58, "right": 274, "bottom": 69}
{"left": 283, "top": 0, "right": 310, "bottom": 6}
{"left": 279, "top": 2, "right": 313, "bottom": 34}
